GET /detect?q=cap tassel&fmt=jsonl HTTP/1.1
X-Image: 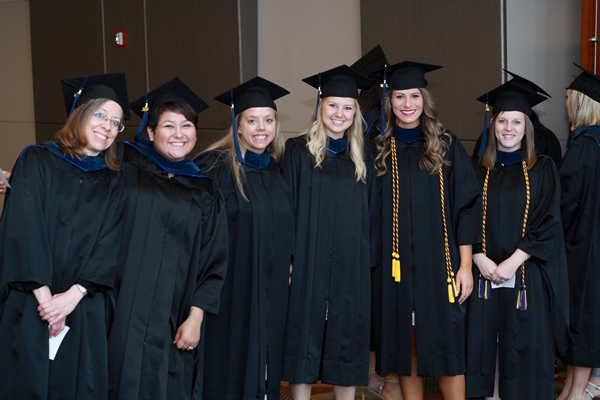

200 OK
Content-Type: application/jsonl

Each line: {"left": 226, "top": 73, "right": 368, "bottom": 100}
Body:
{"left": 478, "top": 276, "right": 491, "bottom": 299}
{"left": 314, "top": 72, "right": 322, "bottom": 121}
{"left": 70, "top": 76, "right": 89, "bottom": 115}
{"left": 380, "top": 64, "right": 388, "bottom": 135}
{"left": 477, "top": 93, "right": 490, "bottom": 157}
{"left": 134, "top": 95, "right": 149, "bottom": 142}
{"left": 392, "top": 252, "right": 400, "bottom": 282}
{"left": 447, "top": 271, "right": 457, "bottom": 303}
{"left": 231, "top": 89, "right": 244, "bottom": 163}
{"left": 517, "top": 283, "right": 527, "bottom": 310}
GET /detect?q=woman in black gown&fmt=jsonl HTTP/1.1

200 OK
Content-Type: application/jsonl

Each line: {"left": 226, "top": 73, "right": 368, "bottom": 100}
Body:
{"left": 281, "top": 65, "right": 375, "bottom": 400}
{"left": 108, "top": 78, "right": 228, "bottom": 400}
{"left": 0, "top": 72, "right": 128, "bottom": 400}
{"left": 370, "top": 61, "right": 482, "bottom": 400}
{"left": 466, "top": 82, "right": 569, "bottom": 400}
{"left": 557, "top": 64, "right": 600, "bottom": 400}
{"left": 195, "top": 77, "right": 294, "bottom": 400}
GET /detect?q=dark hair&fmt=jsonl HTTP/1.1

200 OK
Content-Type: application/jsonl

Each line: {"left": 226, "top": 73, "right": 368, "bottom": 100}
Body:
{"left": 142, "top": 101, "right": 198, "bottom": 140}
{"left": 357, "top": 84, "right": 382, "bottom": 117}
{"left": 479, "top": 112, "right": 537, "bottom": 170}
{"left": 52, "top": 98, "right": 122, "bottom": 171}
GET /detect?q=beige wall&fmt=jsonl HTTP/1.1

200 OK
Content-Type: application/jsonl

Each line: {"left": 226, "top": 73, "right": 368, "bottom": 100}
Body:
{"left": 0, "top": 0, "right": 35, "bottom": 214}
{"left": 257, "top": 0, "right": 362, "bottom": 138}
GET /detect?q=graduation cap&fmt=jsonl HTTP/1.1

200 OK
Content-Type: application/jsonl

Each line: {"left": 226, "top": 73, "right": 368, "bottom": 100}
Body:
{"left": 61, "top": 72, "right": 130, "bottom": 120}
{"left": 476, "top": 81, "right": 546, "bottom": 156}
{"left": 568, "top": 63, "right": 600, "bottom": 103}
{"left": 384, "top": 60, "right": 443, "bottom": 91}
{"left": 350, "top": 45, "right": 387, "bottom": 78}
{"left": 504, "top": 69, "right": 552, "bottom": 98}
{"left": 303, "top": 64, "right": 374, "bottom": 122}
{"left": 214, "top": 76, "right": 289, "bottom": 163}
{"left": 130, "top": 77, "right": 209, "bottom": 141}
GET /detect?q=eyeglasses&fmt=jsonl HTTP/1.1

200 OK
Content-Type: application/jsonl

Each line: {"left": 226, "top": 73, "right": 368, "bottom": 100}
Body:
{"left": 93, "top": 112, "right": 125, "bottom": 132}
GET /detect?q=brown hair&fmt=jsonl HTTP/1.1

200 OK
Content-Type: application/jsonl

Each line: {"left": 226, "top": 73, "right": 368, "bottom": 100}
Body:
{"left": 478, "top": 112, "right": 537, "bottom": 170}
{"left": 374, "top": 88, "right": 450, "bottom": 176}
{"left": 51, "top": 98, "right": 122, "bottom": 170}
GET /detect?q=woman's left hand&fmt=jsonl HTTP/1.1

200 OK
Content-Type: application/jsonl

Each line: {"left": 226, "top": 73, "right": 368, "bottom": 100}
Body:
{"left": 455, "top": 265, "right": 474, "bottom": 304}
{"left": 38, "top": 285, "right": 85, "bottom": 331}
{"left": 494, "top": 249, "right": 531, "bottom": 285}
{"left": 0, "top": 170, "right": 11, "bottom": 194}
{"left": 173, "top": 306, "right": 204, "bottom": 351}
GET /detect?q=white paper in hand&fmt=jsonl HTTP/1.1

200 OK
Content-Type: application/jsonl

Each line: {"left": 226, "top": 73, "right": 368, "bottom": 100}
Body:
{"left": 491, "top": 274, "right": 516, "bottom": 289}
{"left": 49, "top": 325, "right": 70, "bottom": 360}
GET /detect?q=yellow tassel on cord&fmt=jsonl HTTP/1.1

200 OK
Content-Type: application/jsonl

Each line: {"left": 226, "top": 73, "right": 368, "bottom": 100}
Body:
{"left": 392, "top": 252, "right": 401, "bottom": 282}
{"left": 447, "top": 276, "right": 456, "bottom": 303}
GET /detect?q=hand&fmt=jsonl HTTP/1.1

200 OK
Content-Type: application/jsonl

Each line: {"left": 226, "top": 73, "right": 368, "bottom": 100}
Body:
{"left": 472, "top": 253, "right": 498, "bottom": 282}
{"left": 455, "top": 264, "right": 474, "bottom": 304}
{"left": 289, "top": 264, "right": 293, "bottom": 285}
{"left": 0, "top": 170, "right": 10, "bottom": 194}
{"left": 49, "top": 318, "right": 66, "bottom": 338}
{"left": 173, "top": 307, "right": 204, "bottom": 351}
{"left": 38, "top": 285, "right": 84, "bottom": 330}
{"left": 494, "top": 249, "right": 531, "bottom": 285}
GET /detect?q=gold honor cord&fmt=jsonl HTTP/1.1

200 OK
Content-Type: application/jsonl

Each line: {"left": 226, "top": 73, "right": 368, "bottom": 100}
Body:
{"left": 391, "top": 138, "right": 401, "bottom": 282}
{"left": 478, "top": 160, "right": 530, "bottom": 310}
{"left": 478, "top": 169, "right": 492, "bottom": 299}
{"left": 439, "top": 167, "right": 457, "bottom": 303}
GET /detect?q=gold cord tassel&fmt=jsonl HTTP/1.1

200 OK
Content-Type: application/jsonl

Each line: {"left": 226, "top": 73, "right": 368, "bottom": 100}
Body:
{"left": 439, "top": 168, "right": 456, "bottom": 303}
{"left": 479, "top": 169, "right": 492, "bottom": 299}
{"left": 391, "top": 139, "right": 401, "bottom": 282}
{"left": 517, "top": 160, "right": 530, "bottom": 310}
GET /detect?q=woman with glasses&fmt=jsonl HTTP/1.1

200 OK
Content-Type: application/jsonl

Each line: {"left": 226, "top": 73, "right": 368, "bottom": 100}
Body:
{"left": 108, "top": 78, "right": 228, "bottom": 400}
{"left": 0, "top": 72, "right": 128, "bottom": 400}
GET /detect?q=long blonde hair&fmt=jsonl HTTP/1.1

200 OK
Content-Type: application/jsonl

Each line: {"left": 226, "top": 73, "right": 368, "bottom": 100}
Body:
{"left": 569, "top": 89, "right": 600, "bottom": 129}
{"left": 374, "top": 88, "right": 450, "bottom": 176}
{"left": 303, "top": 98, "right": 366, "bottom": 182}
{"left": 203, "top": 109, "right": 284, "bottom": 201}
{"left": 479, "top": 112, "right": 537, "bottom": 170}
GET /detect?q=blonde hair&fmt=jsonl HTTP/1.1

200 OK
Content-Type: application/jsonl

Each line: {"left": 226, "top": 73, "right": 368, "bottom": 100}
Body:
{"left": 569, "top": 89, "right": 600, "bottom": 129}
{"left": 374, "top": 88, "right": 450, "bottom": 176}
{"left": 479, "top": 112, "right": 537, "bottom": 170}
{"left": 202, "top": 109, "right": 284, "bottom": 201}
{"left": 303, "top": 98, "right": 367, "bottom": 182}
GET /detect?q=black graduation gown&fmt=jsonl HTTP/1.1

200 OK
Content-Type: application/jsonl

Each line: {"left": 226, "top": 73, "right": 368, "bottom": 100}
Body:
{"left": 195, "top": 150, "right": 294, "bottom": 400}
{"left": 472, "top": 122, "right": 562, "bottom": 165}
{"left": 465, "top": 154, "right": 570, "bottom": 399}
{"left": 370, "top": 126, "right": 482, "bottom": 377}
{"left": 559, "top": 127, "right": 600, "bottom": 367}
{"left": 280, "top": 135, "right": 374, "bottom": 386}
{"left": 108, "top": 142, "right": 228, "bottom": 400}
{"left": 0, "top": 144, "right": 124, "bottom": 400}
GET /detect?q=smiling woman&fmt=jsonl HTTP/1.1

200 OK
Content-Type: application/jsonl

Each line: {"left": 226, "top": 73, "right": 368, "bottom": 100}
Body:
{"left": 0, "top": 72, "right": 128, "bottom": 400}
{"left": 107, "top": 77, "right": 229, "bottom": 400}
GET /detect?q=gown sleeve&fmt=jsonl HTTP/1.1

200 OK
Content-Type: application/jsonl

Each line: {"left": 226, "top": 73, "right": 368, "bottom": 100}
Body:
{"left": 191, "top": 181, "right": 229, "bottom": 315}
{"left": 447, "top": 132, "right": 483, "bottom": 247}
{"left": 516, "top": 158, "right": 561, "bottom": 262}
{"left": 0, "top": 147, "right": 54, "bottom": 290}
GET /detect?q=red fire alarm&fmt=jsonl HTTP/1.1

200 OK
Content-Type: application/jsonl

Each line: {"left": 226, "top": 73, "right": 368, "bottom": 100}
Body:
{"left": 116, "top": 30, "right": 126, "bottom": 47}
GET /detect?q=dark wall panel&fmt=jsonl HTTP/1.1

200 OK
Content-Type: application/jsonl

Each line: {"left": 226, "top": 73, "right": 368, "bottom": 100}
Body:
{"left": 30, "top": 0, "right": 105, "bottom": 141}
{"left": 361, "top": 0, "right": 502, "bottom": 151}
{"left": 30, "top": 0, "right": 245, "bottom": 154}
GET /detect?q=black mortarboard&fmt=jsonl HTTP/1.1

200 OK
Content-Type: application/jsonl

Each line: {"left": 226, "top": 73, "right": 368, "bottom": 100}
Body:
{"left": 476, "top": 81, "right": 546, "bottom": 156}
{"left": 129, "top": 77, "right": 208, "bottom": 141}
{"left": 504, "top": 69, "right": 551, "bottom": 98}
{"left": 568, "top": 63, "right": 600, "bottom": 103}
{"left": 477, "top": 81, "right": 547, "bottom": 117}
{"left": 214, "top": 76, "right": 289, "bottom": 163}
{"left": 214, "top": 76, "right": 289, "bottom": 117}
{"left": 303, "top": 64, "right": 374, "bottom": 100}
{"left": 350, "top": 45, "right": 387, "bottom": 78}
{"left": 61, "top": 72, "right": 130, "bottom": 120}
{"left": 384, "top": 60, "right": 443, "bottom": 91}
